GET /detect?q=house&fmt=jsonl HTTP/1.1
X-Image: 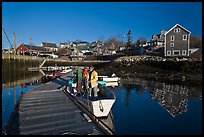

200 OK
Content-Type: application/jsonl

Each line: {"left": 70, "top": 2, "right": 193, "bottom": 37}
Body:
{"left": 91, "top": 46, "right": 102, "bottom": 56}
{"left": 41, "top": 42, "right": 58, "bottom": 53}
{"left": 164, "top": 24, "right": 191, "bottom": 57}
{"left": 151, "top": 30, "right": 167, "bottom": 47}
{"left": 58, "top": 42, "right": 71, "bottom": 49}
{"left": 16, "top": 43, "right": 46, "bottom": 55}
{"left": 74, "top": 41, "right": 92, "bottom": 54}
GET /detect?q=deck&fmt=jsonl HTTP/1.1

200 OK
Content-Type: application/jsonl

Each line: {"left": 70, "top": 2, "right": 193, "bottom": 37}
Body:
{"left": 5, "top": 73, "right": 110, "bottom": 135}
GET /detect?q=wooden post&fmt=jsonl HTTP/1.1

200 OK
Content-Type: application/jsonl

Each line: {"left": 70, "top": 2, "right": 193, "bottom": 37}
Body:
{"left": 13, "top": 32, "right": 16, "bottom": 60}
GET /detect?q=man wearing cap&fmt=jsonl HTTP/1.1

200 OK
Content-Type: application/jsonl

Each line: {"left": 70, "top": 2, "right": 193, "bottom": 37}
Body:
{"left": 88, "top": 65, "right": 98, "bottom": 97}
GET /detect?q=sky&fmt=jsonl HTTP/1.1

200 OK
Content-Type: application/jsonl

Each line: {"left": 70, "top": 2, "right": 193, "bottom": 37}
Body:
{"left": 2, "top": 2, "right": 202, "bottom": 49}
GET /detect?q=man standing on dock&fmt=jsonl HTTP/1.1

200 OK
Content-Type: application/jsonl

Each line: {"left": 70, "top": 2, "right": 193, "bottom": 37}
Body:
{"left": 82, "top": 67, "right": 89, "bottom": 94}
{"left": 76, "top": 66, "right": 82, "bottom": 96}
{"left": 88, "top": 65, "right": 98, "bottom": 97}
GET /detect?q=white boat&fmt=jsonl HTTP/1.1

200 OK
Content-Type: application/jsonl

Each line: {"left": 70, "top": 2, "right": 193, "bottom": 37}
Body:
{"left": 60, "top": 69, "right": 72, "bottom": 74}
{"left": 98, "top": 76, "right": 120, "bottom": 82}
{"left": 105, "top": 81, "right": 119, "bottom": 87}
{"left": 66, "top": 75, "right": 116, "bottom": 117}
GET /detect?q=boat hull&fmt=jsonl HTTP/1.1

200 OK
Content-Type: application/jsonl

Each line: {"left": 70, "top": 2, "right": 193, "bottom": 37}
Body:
{"left": 66, "top": 82, "right": 116, "bottom": 117}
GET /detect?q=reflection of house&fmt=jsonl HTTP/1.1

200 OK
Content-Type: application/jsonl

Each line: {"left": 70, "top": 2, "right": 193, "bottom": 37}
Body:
{"left": 16, "top": 43, "right": 46, "bottom": 55}
{"left": 150, "top": 83, "right": 188, "bottom": 117}
{"left": 41, "top": 42, "right": 58, "bottom": 52}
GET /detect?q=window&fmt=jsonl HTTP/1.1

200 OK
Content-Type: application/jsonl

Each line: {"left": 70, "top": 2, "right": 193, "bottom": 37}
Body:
{"left": 170, "top": 43, "right": 174, "bottom": 47}
{"left": 183, "top": 35, "right": 187, "bottom": 40}
{"left": 182, "top": 50, "right": 186, "bottom": 55}
{"left": 173, "top": 50, "right": 180, "bottom": 55}
{"left": 171, "top": 36, "right": 175, "bottom": 41}
{"left": 167, "top": 50, "right": 171, "bottom": 56}
{"left": 174, "top": 28, "right": 180, "bottom": 32}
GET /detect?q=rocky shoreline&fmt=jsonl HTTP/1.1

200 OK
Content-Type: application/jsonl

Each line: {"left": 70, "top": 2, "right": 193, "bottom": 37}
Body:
{"left": 94, "top": 59, "right": 202, "bottom": 87}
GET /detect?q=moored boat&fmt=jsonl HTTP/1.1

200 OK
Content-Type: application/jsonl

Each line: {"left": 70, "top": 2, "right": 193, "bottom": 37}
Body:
{"left": 41, "top": 71, "right": 62, "bottom": 83}
{"left": 66, "top": 75, "right": 116, "bottom": 117}
{"left": 98, "top": 76, "right": 120, "bottom": 82}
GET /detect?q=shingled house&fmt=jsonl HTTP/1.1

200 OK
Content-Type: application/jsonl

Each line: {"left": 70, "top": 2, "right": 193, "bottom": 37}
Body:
{"left": 164, "top": 24, "right": 191, "bottom": 57}
{"left": 41, "top": 42, "right": 58, "bottom": 53}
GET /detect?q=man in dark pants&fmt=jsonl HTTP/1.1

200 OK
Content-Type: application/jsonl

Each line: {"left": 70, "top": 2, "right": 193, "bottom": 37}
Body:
{"left": 76, "top": 66, "right": 82, "bottom": 96}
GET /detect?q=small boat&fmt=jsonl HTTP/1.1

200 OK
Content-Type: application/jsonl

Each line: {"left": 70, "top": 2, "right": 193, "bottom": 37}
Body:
{"left": 46, "top": 71, "right": 62, "bottom": 79}
{"left": 105, "top": 81, "right": 119, "bottom": 87}
{"left": 98, "top": 81, "right": 119, "bottom": 87}
{"left": 60, "top": 69, "right": 72, "bottom": 74}
{"left": 66, "top": 75, "right": 116, "bottom": 117}
{"left": 41, "top": 71, "right": 62, "bottom": 83}
{"left": 98, "top": 76, "right": 120, "bottom": 82}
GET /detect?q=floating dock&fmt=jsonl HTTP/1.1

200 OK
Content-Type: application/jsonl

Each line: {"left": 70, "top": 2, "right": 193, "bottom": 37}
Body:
{"left": 5, "top": 72, "right": 114, "bottom": 135}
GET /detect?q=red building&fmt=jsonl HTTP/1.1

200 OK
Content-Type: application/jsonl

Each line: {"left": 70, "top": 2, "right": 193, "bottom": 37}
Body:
{"left": 16, "top": 43, "right": 46, "bottom": 55}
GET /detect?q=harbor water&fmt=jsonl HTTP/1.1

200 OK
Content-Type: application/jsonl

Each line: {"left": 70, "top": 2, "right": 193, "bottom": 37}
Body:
{"left": 2, "top": 66, "right": 202, "bottom": 135}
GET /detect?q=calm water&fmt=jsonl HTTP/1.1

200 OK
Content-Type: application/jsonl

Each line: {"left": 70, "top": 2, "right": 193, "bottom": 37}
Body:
{"left": 111, "top": 79, "right": 202, "bottom": 135}
{"left": 2, "top": 69, "right": 43, "bottom": 129}
{"left": 2, "top": 68, "right": 202, "bottom": 135}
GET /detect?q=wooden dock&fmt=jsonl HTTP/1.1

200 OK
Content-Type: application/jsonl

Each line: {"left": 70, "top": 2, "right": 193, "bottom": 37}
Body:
{"left": 5, "top": 73, "right": 112, "bottom": 135}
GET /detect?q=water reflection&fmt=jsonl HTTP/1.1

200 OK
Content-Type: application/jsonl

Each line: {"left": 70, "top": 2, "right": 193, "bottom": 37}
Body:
{"left": 150, "top": 83, "right": 188, "bottom": 117}
{"left": 2, "top": 69, "right": 43, "bottom": 129}
{"left": 112, "top": 78, "right": 202, "bottom": 135}
{"left": 120, "top": 78, "right": 201, "bottom": 118}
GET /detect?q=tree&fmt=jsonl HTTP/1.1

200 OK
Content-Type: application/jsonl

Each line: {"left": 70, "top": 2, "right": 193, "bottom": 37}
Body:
{"left": 138, "top": 37, "right": 147, "bottom": 45}
{"left": 104, "top": 36, "right": 123, "bottom": 51}
{"left": 125, "top": 29, "right": 132, "bottom": 55}
{"left": 136, "top": 40, "right": 140, "bottom": 46}
{"left": 126, "top": 30, "right": 132, "bottom": 47}
{"left": 190, "top": 35, "right": 202, "bottom": 49}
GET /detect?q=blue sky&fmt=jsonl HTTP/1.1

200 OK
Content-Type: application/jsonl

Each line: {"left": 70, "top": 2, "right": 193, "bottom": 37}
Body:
{"left": 2, "top": 2, "right": 202, "bottom": 49}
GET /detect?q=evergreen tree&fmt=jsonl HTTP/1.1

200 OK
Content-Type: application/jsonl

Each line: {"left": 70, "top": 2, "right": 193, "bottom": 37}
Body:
{"left": 125, "top": 29, "right": 132, "bottom": 55}
{"left": 136, "top": 40, "right": 140, "bottom": 46}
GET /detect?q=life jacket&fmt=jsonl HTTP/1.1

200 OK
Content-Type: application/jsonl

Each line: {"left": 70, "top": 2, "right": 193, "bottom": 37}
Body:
{"left": 82, "top": 69, "right": 88, "bottom": 78}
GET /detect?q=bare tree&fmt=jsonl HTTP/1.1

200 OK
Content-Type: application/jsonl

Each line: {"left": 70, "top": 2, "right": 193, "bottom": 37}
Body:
{"left": 138, "top": 36, "right": 147, "bottom": 45}
{"left": 104, "top": 36, "right": 123, "bottom": 51}
{"left": 190, "top": 35, "right": 202, "bottom": 49}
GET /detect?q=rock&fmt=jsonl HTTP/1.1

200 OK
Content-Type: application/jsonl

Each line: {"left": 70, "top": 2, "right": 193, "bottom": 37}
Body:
{"left": 127, "top": 63, "right": 131, "bottom": 67}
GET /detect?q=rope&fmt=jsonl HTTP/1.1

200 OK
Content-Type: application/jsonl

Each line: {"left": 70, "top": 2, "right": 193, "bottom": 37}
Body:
{"left": 2, "top": 129, "right": 7, "bottom": 135}
{"left": 2, "top": 28, "right": 13, "bottom": 48}
{"left": 99, "top": 100, "right": 104, "bottom": 112}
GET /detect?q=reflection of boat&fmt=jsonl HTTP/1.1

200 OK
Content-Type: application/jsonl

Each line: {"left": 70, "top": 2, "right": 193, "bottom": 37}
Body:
{"left": 66, "top": 75, "right": 116, "bottom": 118}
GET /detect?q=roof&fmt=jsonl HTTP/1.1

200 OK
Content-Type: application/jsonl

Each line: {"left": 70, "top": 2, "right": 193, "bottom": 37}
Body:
{"left": 23, "top": 44, "right": 46, "bottom": 51}
{"left": 41, "top": 42, "right": 57, "bottom": 48}
{"left": 73, "top": 41, "right": 89, "bottom": 44}
{"left": 164, "top": 24, "right": 191, "bottom": 35}
{"left": 76, "top": 43, "right": 91, "bottom": 51}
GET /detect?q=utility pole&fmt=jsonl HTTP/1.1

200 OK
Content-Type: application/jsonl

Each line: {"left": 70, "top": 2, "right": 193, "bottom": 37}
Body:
{"left": 14, "top": 32, "right": 16, "bottom": 59}
{"left": 30, "top": 37, "right": 32, "bottom": 56}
